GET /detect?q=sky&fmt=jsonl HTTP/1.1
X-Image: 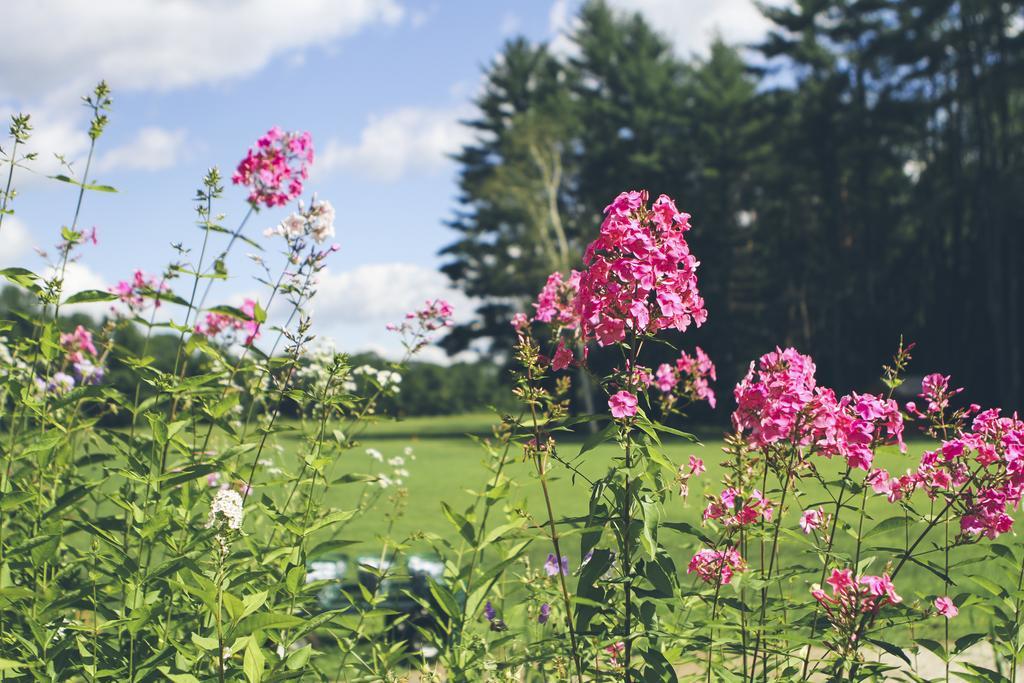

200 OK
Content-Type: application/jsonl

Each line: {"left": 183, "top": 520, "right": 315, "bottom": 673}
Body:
{"left": 1, "top": 0, "right": 779, "bottom": 363}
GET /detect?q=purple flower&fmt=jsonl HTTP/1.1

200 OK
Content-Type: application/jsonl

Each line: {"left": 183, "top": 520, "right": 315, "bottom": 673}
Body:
{"left": 73, "top": 359, "right": 104, "bottom": 385}
{"left": 484, "top": 601, "right": 495, "bottom": 622}
{"left": 545, "top": 553, "right": 569, "bottom": 577}
{"left": 538, "top": 603, "right": 550, "bottom": 624}
{"left": 47, "top": 372, "right": 75, "bottom": 394}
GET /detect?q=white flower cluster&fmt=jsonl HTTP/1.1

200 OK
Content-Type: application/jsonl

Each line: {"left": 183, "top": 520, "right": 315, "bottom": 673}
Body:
{"left": 263, "top": 198, "right": 335, "bottom": 245}
{"left": 351, "top": 364, "right": 402, "bottom": 393}
{"left": 206, "top": 488, "right": 244, "bottom": 530}
{"left": 0, "top": 337, "right": 31, "bottom": 382}
{"left": 367, "top": 447, "right": 414, "bottom": 488}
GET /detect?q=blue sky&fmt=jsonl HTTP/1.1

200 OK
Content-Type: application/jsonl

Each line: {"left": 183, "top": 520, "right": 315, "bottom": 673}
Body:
{"left": 1, "top": 0, "right": 773, "bottom": 361}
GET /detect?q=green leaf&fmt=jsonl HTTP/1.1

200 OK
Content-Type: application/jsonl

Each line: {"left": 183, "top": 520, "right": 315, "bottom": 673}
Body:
{"left": 190, "top": 633, "right": 219, "bottom": 651}
{"left": 0, "top": 492, "right": 33, "bottom": 511}
{"left": 916, "top": 637, "right": 948, "bottom": 662}
{"left": 285, "top": 644, "right": 312, "bottom": 670}
{"left": 863, "top": 516, "right": 907, "bottom": 540}
{"left": 428, "top": 581, "right": 459, "bottom": 618}
{"left": 243, "top": 639, "right": 265, "bottom": 683}
{"left": 578, "top": 421, "right": 616, "bottom": 457}
{"left": 64, "top": 289, "right": 117, "bottom": 304}
{"left": 207, "top": 305, "right": 250, "bottom": 320}
{"left": 0, "top": 659, "right": 25, "bottom": 672}
{"left": 867, "top": 638, "right": 912, "bottom": 667}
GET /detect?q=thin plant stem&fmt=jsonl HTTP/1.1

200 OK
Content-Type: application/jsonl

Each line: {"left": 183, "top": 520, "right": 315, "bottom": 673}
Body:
{"left": 526, "top": 364, "right": 584, "bottom": 682}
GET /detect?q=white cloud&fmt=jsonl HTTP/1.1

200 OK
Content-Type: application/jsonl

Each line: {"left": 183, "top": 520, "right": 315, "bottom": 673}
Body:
{"left": 0, "top": 1, "right": 405, "bottom": 179}
{"left": 548, "top": 0, "right": 580, "bottom": 58}
{"left": 96, "top": 127, "right": 188, "bottom": 173}
{"left": 319, "top": 106, "right": 473, "bottom": 182}
{"left": 0, "top": 0, "right": 405, "bottom": 100}
{"left": 312, "top": 262, "right": 474, "bottom": 324}
{"left": 2, "top": 216, "right": 35, "bottom": 262}
{"left": 605, "top": 0, "right": 787, "bottom": 57}
{"left": 500, "top": 12, "right": 522, "bottom": 36}
{"left": 48, "top": 261, "right": 110, "bottom": 318}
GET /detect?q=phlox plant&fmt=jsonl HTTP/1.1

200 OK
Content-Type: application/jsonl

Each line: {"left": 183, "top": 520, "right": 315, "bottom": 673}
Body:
{"left": 1, "top": 84, "right": 1024, "bottom": 683}
{"left": 0, "top": 84, "right": 453, "bottom": 681}
{"left": 433, "top": 191, "right": 1024, "bottom": 683}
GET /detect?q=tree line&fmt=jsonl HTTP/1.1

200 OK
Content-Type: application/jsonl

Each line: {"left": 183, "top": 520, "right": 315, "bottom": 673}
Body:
{"left": 440, "top": 0, "right": 1024, "bottom": 414}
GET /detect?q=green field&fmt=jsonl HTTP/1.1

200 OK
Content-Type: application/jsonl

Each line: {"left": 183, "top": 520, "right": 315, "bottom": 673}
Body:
{"left": 260, "top": 413, "right": 1006, "bottom": 651}
{"left": 264, "top": 413, "right": 938, "bottom": 568}
{"left": 255, "top": 413, "right": 1005, "bottom": 647}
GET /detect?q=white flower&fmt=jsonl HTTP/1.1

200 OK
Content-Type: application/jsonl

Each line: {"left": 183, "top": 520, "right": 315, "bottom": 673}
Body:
{"left": 309, "top": 199, "right": 336, "bottom": 244}
{"left": 206, "top": 489, "right": 244, "bottom": 530}
{"left": 387, "top": 456, "right": 405, "bottom": 467}
{"left": 403, "top": 446, "right": 414, "bottom": 457}
{"left": 366, "top": 448, "right": 383, "bottom": 462}
{"left": 377, "top": 370, "right": 402, "bottom": 386}
{"left": 377, "top": 474, "right": 393, "bottom": 489}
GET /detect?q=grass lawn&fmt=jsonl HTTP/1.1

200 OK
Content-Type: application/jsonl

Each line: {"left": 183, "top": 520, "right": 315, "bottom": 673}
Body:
{"left": 247, "top": 413, "right": 1002, "bottom": 652}
{"left": 262, "top": 415, "right": 985, "bottom": 606}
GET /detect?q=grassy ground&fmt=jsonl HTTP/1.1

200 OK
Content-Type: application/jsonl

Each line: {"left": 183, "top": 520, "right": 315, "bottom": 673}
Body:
{"left": 264, "top": 412, "right": 953, "bottom": 585}
{"left": 260, "top": 413, "right": 1004, "bottom": 668}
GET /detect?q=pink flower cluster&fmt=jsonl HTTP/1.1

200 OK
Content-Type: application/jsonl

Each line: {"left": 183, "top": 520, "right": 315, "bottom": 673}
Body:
{"left": 60, "top": 325, "right": 96, "bottom": 364}
{"left": 233, "top": 127, "right": 314, "bottom": 208}
{"left": 387, "top": 299, "right": 454, "bottom": 354}
{"left": 533, "top": 270, "right": 580, "bottom": 328}
{"left": 575, "top": 191, "right": 706, "bottom": 347}
{"left": 110, "top": 270, "right": 165, "bottom": 314}
{"left": 732, "top": 347, "right": 905, "bottom": 471}
{"left": 906, "top": 373, "right": 964, "bottom": 419}
{"left": 703, "top": 487, "right": 773, "bottom": 527}
{"left": 870, "top": 401, "right": 1024, "bottom": 538}
{"left": 58, "top": 325, "right": 105, "bottom": 386}
{"left": 732, "top": 347, "right": 818, "bottom": 447}
{"left": 194, "top": 298, "right": 260, "bottom": 346}
{"left": 677, "top": 455, "right": 704, "bottom": 498}
{"left": 810, "top": 391, "right": 906, "bottom": 471}
{"left": 811, "top": 569, "right": 901, "bottom": 641}
{"left": 655, "top": 346, "right": 717, "bottom": 408}
{"left": 687, "top": 547, "right": 746, "bottom": 585}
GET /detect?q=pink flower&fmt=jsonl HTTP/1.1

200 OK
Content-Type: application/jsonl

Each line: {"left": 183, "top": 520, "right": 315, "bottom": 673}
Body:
{"left": 533, "top": 271, "right": 580, "bottom": 329}
{"left": 702, "top": 487, "right": 772, "bottom": 528}
{"left": 194, "top": 298, "right": 260, "bottom": 346}
{"left": 826, "top": 568, "right": 854, "bottom": 594}
{"left": 59, "top": 325, "right": 97, "bottom": 364}
{"left": 687, "top": 547, "right": 746, "bottom": 585}
{"left": 732, "top": 347, "right": 818, "bottom": 449}
{"left": 934, "top": 596, "right": 958, "bottom": 619}
{"left": 608, "top": 391, "right": 638, "bottom": 419}
{"left": 800, "top": 507, "right": 825, "bottom": 534}
{"left": 233, "top": 127, "right": 314, "bottom": 208}
{"left": 688, "top": 455, "right": 705, "bottom": 476}
{"left": 390, "top": 299, "right": 455, "bottom": 353}
{"left": 604, "top": 641, "right": 625, "bottom": 667}
{"left": 511, "top": 313, "right": 529, "bottom": 334}
{"left": 655, "top": 363, "right": 677, "bottom": 392}
{"left": 551, "top": 342, "right": 574, "bottom": 371}
{"left": 110, "top": 270, "right": 166, "bottom": 314}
